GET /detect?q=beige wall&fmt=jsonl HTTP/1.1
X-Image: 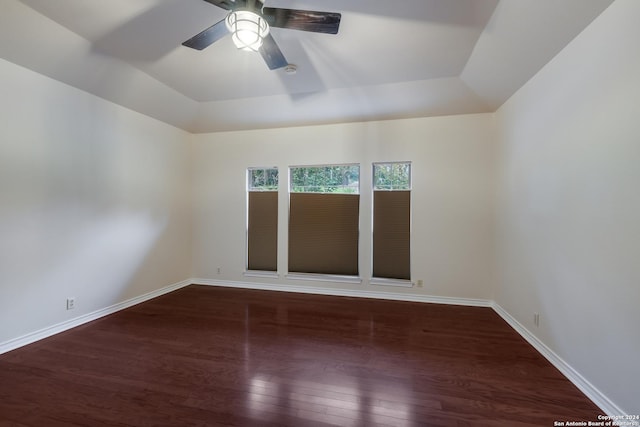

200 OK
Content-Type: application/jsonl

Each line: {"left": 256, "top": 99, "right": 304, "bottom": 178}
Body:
{"left": 191, "top": 115, "right": 497, "bottom": 300}
{"left": 0, "top": 58, "right": 192, "bottom": 344}
{"left": 494, "top": 0, "right": 640, "bottom": 414}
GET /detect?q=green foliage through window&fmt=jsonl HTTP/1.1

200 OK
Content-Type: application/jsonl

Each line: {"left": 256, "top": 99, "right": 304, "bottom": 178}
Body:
{"left": 249, "top": 168, "right": 278, "bottom": 191}
{"left": 373, "top": 162, "right": 411, "bottom": 190}
{"left": 290, "top": 165, "right": 360, "bottom": 194}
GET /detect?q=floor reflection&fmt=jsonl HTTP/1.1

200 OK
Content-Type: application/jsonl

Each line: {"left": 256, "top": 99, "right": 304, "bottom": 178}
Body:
{"left": 241, "top": 303, "right": 413, "bottom": 426}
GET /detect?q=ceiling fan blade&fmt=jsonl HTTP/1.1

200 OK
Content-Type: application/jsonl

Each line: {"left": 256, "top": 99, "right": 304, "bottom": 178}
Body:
{"left": 201, "top": 0, "right": 236, "bottom": 10}
{"left": 182, "top": 19, "right": 229, "bottom": 50}
{"left": 262, "top": 8, "right": 341, "bottom": 34}
{"left": 259, "top": 33, "right": 288, "bottom": 70}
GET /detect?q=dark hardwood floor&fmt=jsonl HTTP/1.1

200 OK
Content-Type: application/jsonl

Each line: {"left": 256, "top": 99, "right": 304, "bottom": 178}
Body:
{"left": 0, "top": 285, "right": 602, "bottom": 426}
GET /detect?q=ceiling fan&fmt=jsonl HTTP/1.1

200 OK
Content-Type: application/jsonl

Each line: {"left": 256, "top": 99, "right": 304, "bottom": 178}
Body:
{"left": 182, "top": 0, "right": 342, "bottom": 70}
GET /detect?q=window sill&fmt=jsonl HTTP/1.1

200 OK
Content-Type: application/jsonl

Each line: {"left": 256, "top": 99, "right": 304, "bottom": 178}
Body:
{"left": 369, "top": 277, "right": 414, "bottom": 288}
{"left": 285, "top": 273, "right": 362, "bottom": 285}
{"left": 243, "top": 271, "right": 279, "bottom": 279}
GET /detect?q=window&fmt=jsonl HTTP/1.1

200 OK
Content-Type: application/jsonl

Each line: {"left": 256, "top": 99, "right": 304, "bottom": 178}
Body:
{"left": 372, "top": 162, "right": 411, "bottom": 280}
{"left": 288, "top": 165, "right": 360, "bottom": 276}
{"left": 246, "top": 168, "right": 278, "bottom": 272}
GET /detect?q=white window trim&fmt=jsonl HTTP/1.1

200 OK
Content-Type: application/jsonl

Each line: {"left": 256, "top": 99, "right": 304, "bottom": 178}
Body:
{"left": 243, "top": 270, "right": 280, "bottom": 279}
{"left": 369, "top": 277, "right": 413, "bottom": 288}
{"left": 285, "top": 273, "right": 363, "bottom": 285}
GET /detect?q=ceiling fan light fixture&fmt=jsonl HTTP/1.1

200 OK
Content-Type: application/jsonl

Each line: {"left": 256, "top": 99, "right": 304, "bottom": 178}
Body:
{"left": 225, "top": 10, "right": 270, "bottom": 52}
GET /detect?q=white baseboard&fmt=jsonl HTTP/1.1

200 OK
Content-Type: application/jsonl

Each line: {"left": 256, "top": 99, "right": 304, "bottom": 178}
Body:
{"left": 192, "top": 278, "right": 492, "bottom": 307}
{"left": 491, "top": 302, "right": 625, "bottom": 417}
{"left": 0, "top": 279, "right": 191, "bottom": 355}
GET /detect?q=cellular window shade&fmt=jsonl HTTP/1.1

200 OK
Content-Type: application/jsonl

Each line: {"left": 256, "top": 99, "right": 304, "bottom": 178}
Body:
{"left": 247, "top": 191, "right": 278, "bottom": 271}
{"left": 289, "top": 193, "right": 359, "bottom": 275}
{"left": 373, "top": 190, "right": 411, "bottom": 280}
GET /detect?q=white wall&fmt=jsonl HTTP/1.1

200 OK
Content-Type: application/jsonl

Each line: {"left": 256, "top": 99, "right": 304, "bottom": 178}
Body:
{"left": 192, "top": 115, "right": 497, "bottom": 301}
{"left": 0, "top": 59, "right": 192, "bottom": 345}
{"left": 494, "top": 0, "right": 640, "bottom": 414}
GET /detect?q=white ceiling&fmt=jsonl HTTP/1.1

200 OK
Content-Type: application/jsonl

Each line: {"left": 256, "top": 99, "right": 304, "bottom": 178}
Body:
{"left": 0, "top": 0, "right": 615, "bottom": 133}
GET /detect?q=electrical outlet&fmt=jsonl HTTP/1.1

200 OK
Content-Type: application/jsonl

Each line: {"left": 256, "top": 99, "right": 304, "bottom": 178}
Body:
{"left": 533, "top": 312, "right": 540, "bottom": 327}
{"left": 216, "top": 267, "right": 221, "bottom": 275}
{"left": 66, "top": 298, "right": 76, "bottom": 310}
{"left": 416, "top": 279, "right": 424, "bottom": 288}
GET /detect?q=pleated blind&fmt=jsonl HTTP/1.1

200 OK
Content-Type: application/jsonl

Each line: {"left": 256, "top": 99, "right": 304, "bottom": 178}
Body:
{"left": 288, "top": 193, "right": 360, "bottom": 275}
{"left": 373, "top": 190, "right": 411, "bottom": 280}
{"left": 247, "top": 191, "right": 278, "bottom": 271}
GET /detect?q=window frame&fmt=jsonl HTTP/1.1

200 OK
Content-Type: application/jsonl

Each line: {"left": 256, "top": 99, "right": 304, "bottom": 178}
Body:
{"left": 286, "top": 163, "right": 362, "bottom": 283}
{"left": 370, "top": 161, "right": 412, "bottom": 286}
{"left": 245, "top": 167, "right": 279, "bottom": 276}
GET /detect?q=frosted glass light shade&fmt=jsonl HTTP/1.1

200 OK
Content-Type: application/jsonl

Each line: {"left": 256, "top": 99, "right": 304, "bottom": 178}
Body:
{"left": 225, "top": 10, "right": 270, "bottom": 52}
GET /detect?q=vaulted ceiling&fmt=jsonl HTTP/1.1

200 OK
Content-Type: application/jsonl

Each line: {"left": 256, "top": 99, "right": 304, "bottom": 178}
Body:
{"left": 0, "top": 0, "right": 615, "bottom": 133}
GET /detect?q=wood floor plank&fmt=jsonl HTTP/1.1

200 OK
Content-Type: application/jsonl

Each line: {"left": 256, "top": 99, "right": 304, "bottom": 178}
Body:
{"left": 0, "top": 285, "right": 602, "bottom": 426}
